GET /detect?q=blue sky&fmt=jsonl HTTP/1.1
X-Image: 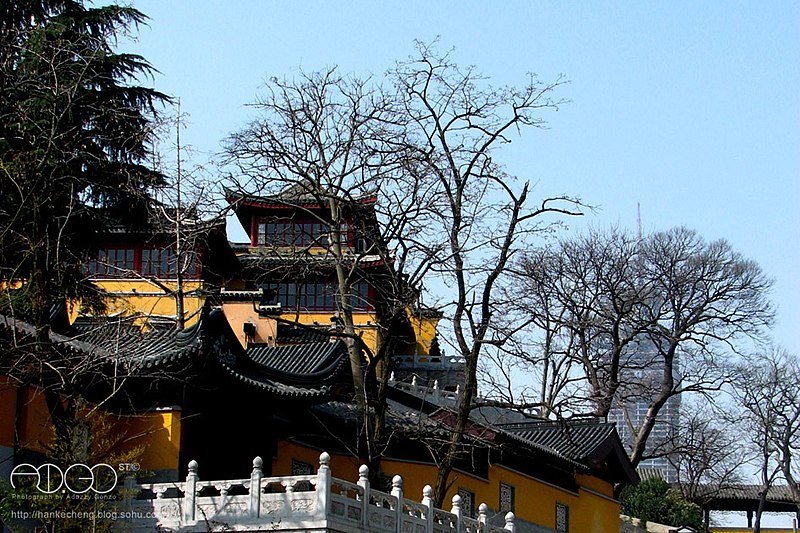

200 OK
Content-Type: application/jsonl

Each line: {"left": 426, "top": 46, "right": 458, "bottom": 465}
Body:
{"left": 123, "top": 1, "right": 798, "bottom": 525}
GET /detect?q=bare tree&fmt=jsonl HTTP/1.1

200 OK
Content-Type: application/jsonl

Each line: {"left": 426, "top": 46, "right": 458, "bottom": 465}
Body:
{"left": 731, "top": 348, "right": 800, "bottom": 531}
{"left": 632, "top": 228, "right": 773, "bottom": 466}
{"left": 224, "top": 42, "right": 583, "bottom": 502}
{"left": 664, "top": 403, "right": 747, "bottom": 528}
{"left": 506, "top": 227, "right": 774, "bottom": 470}
{"left": 223, "top": 68, "right": 430, "bottom": 478}
{"left": 390, "top": 42, "right": 583, "bottom": 505}
{"left": 494, "top": 228, "right": 652, "bottom": 418}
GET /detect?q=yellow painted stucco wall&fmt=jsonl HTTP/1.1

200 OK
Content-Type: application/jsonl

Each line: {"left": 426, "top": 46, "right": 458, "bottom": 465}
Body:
{"left": 220, "top": 303, "right": 380, "bottom": 352}
{"left": 408, "top": 311, "right": 439, "bottom": 356}
{"left": 0, "top": 381, "right": 56, "bottom": 455}
{"left": 282, "top": 310, "right": 380, "bottom": 353}
{"left": 0, "top": 377, "right": 16, "bottom": 449}
{"left": 221, "top": 301, "right": 279, "bottom": 347}
{"left": 272, "top": 440, "right": 620, "bottom": 531}
{"left": 78, "top": 279, "right": 204, "bottom": 327}
{"left": 115, "top": 410, "right": 182, "bottom": 472}
{"left": 0, "top": 377, "right": 181, "bottom": 473}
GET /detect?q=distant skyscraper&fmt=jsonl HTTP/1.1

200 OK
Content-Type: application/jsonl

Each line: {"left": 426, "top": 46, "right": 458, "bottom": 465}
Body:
{"left": 607, "top": 337, "right": 680, "bottom": 483}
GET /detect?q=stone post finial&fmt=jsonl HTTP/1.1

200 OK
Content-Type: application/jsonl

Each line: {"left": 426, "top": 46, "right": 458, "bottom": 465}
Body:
{"left": 422, "top": 485, "right": 434, "bottom": 533}
{"left": 250, "top": 456, "right": 263, "bottom": 518}
{"left": 391, "top": 475, "right": 404, "bottom": 529}
{"left": 184, "top": 459, "right": 199, "bottom": 523}
{"left": 478, "top": 503, "right": 489, "bottom": 530}
{"left": 357, "top": 464, "right": 370, "bottom": 527}
{"left": 319, "top": 452, "right": 331, "bottom": 468}
{"left": 504, "top": 511, "right": 516, "bottom": 532}
{"left": 451, "top": 492, "right": 462, "bottom": 532}
{"left": 316, "top": 452, "right": 332, "bottom": 518}
{"left": 451, "top": 493, "right": 462, "bottom": 516}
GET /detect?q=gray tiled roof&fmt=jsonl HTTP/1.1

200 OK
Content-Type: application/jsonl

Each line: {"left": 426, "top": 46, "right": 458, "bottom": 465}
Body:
{"left": 67, "top": 317, "right": 204, "bottom": 368}
{"left": 500, "top": 419, "right": 618, "bottom": 462}
{"left": 246, "top": 341, "right": 347, "bottom": 381}
{"left": 0, "top": 313, "right": 203, "bottom": 369}
{"left": 694, "top": 484, "right": 797, "bottom": 502}
{"left": 216, "top": 333, "right": 350, "bottom": 398}
{"left": 220, "top": 366, "right": 337, "bottom": 398}
{"left": 238, "top": 252, "right": 385, "bottom": 270}
{"left": 312, "top": 399, "right": 452, "bottom": 438}
{"left": 495, "top": 418, "right": 639, "bottom": 484}
{"left": 226, "top": 185, "right": 377, "bottom": 207}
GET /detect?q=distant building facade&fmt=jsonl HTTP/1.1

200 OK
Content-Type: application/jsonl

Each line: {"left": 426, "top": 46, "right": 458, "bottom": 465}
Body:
{"left": 607, "top": 338, "right": 681, "bottom": 483}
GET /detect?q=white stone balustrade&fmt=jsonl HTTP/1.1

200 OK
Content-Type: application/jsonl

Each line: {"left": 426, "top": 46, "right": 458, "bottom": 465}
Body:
{"left": 126, "top": 452, "right": 516, "bottom": 532}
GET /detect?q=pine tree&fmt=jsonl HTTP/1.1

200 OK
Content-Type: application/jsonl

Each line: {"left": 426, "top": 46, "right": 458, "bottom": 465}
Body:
{"left": 0, "top": 1, "right": 168, "bottom": 341}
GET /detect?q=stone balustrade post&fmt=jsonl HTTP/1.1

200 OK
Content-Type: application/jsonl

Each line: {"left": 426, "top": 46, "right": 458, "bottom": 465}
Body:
{"left": 478, "top": 503, "right": 489, "bottom": 533}
{"left": 357, "top": 464, "right": 370, "bottom": 528}
{"left": 422, "top": 485, "right": 434, "bottom": 533}
{"left": 391, "top": 475, "right": 404, "bottom": 533}
{"left": 249, "top": 456, "right": 263, "bottom": 518}
{"left": 184, "top": 460, "right": 198, "bottom": 523}
{"left": 316, "top": 452, "right": 331, "bottom": 519}
{"left": 504, "top": 511, "right": 516, "bottom": 532}
{"left": 451, "top": 494, "right": 462, "bottom": 533}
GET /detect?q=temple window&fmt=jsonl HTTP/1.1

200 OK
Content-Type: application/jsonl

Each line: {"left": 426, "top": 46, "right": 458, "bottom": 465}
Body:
{"left": 85, "top": 246, "right": 199, "bottom": 279}
{"left": 261, "top": 281, "right": 371, "bottom": 311}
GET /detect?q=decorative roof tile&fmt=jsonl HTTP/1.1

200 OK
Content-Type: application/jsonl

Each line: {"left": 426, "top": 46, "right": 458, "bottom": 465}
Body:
{"left": 0, "top": 313, "right": 203, "bottom": 369}
{"left": 217, "top": 340, "right": 349, "bottom": 399}
{"left": 499, "top": 419, "right": 618, "bottom": 462}
{"left": 226, "top": 186, "right": 378, "bottom": 208}
{"left": 245, "top": 341, "right": 347, "bottom": 382}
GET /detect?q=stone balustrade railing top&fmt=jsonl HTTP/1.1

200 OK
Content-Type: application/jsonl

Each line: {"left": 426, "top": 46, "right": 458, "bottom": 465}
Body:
{"left": 127, "top": 452, "right": 516, "bottom": 532}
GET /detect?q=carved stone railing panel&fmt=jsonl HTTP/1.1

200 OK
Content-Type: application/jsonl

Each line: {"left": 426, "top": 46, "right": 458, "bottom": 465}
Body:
{"left": 328, "top": 477, "right": 365, "bottom": 526}
{"left": 367, "top": 488, "right": 399, "bottom": 531}
{"left": 432, "top": 508, "right": 458, "bottom": 533}
{"left": 129, "top": 452, "right": 518, "bottom": 532}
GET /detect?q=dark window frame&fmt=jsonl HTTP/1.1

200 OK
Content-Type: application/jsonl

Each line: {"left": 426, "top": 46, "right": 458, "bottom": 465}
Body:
{"left": 499, "top": 482, "right": 515, "bottom": 514}
{"left": 86, "top": 245, "right": 201, "bottom": 280}
{"left": 555, "top": 502, "right": 569, "bottom": 533}
{"left": 261, "top": 281, "right": 372, "bottom": 311}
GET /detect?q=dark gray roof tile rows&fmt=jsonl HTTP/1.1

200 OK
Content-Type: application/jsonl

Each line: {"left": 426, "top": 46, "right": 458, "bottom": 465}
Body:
{"left": 219, "top": 364, "right": 334, "bottom": 398}
{"left": 500, "top": 420, "right": 618, "bottom": 462}
{"left": 245, "top": 341, "right": 346, "bottom": 381}
{"left": 0, "top": 314, "right": 203, "bottom": 369}
{"left": 217, "top": 339, "right": 349, "bottom": 399}
{"left": 696, "top": 484, "right": 797, "bottom": 502}
{"left": 226, "top": 185, "right": 377, "bottom": 208}
{"left": 67, "top": 317, "right": 204, "bottom": 368}
{"left": 238, "top": 252, "right": 385, "bottom": 271}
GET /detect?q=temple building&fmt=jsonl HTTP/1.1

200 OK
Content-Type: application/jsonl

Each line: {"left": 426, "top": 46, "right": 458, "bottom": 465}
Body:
{"left": 0, "top": 186, "right": 639, "bottom": 532}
